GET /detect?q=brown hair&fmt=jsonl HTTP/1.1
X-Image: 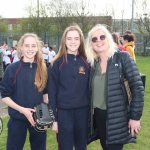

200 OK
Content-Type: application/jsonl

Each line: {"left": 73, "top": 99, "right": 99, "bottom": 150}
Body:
{"left": 1, "top": 41, "right": 6, "bottom": 46}
{"left": 17, "top": 33, "right": 47, "bottom": 92}
{"left": 124, "top": 30, "right": 132, "bottom": 34}
{"left": 51, "top": 24, "right": 86, "bottom": 65}
{"left": 123, "top": 34, "right": 135, "bottom": 42}
{"left": 111, "top": 32, "right": 121, "bottom": 45}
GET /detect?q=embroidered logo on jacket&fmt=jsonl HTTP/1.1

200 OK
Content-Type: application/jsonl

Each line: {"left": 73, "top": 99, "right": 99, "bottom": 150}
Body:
{"left": 79, "top": 66, "right": 85, "bottom": 74}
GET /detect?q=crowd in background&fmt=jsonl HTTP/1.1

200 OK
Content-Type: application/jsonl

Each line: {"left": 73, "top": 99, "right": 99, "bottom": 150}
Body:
{"left": 0, "top": 42, "right": 56, "bottom": 75}
{"left": 0, "top": 29, "right": 135, "bottom": 76}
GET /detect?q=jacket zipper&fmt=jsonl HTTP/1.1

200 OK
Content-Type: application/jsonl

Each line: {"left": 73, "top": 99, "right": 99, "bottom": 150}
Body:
{"left": 74, "top": 55, "right": 76, "bottom": 61}
{"left": 30, "top": 62, "right": 32, "bottom": 68}
{"left": 106, "top": 58, "right": 110, "bottom": 146}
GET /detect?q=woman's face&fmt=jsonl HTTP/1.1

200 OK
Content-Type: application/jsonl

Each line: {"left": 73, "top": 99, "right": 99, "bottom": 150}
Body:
{"left": 122, "top": 38, "right": 128, "bottom": 45}
{"left": 65, "top": 30, "right": 80, "bottom": 55}
{"left": 21, "top": 36, "right": 38, "bottom": 62}
{"left": 91, "top": 29, "right": 108, "bottom": 54}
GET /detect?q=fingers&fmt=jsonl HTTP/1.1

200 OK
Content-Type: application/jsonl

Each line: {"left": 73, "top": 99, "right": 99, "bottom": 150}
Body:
{"left": 28, "top": 108, "right": 36, "bottom": 112}
{"left": 130, "top": 128, "right": 136, "bottom": 137}
{"left": 22, "top": 108, "right": 35, "bottom": 126}
{"left": 128, "top": 119, "right": 141, "bottom": 137}
{"left": 52, "top": 126, "right": 58, "bottom": 133}
{"left": 52, "top": 122, "right": 58, "bottom": 133}
{"left": 29, "top": 115, "right": 35, "bottom": 127}
{"left": 52, "top": 127, "right": 58, "bottom": 133}
{"left": 130, "top": 125, "right": 141, "bottom": 137}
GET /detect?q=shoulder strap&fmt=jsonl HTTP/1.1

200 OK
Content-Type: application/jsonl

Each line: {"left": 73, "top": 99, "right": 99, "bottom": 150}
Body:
{"left": 117, "top": 52, "right": 131, "bottom": 105}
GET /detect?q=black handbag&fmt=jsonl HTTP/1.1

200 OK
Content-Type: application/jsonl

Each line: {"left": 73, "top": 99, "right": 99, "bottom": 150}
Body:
{"left": 140, "top": 73, "right": 146, "bottom": 89}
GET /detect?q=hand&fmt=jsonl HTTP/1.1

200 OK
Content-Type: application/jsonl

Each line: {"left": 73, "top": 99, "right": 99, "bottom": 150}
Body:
{"left": 52, "top": 122, "right": 58, "bottom": 133}
{"left": 20, "top": 107, "right": 36, "bottom": 127}
{"left": 128, "top": 119, "right": 141, "bottom": 137}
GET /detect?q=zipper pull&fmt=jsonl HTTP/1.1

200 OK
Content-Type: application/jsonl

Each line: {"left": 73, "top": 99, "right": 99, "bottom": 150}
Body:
{"left": 30, "top": 63, "right": 32, "bottom": 68}
{"left": 74, "top": 55, "right": 76, "bottom": 61}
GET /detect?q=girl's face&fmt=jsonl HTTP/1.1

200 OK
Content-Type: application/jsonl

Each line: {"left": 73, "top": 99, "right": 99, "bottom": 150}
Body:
{"left": 21, "top": 36, "right": 38, "bottom": 62}
{"left": 91, "top": 29, "right": 108, "bottom": 54}
{"left": 65, "top": 30, "right": 80, "bottom": 55}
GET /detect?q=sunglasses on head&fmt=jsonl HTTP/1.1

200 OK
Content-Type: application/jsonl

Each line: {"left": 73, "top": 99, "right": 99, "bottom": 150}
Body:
{"left": 91, "top": 35, "right": 106, "bottom": 43}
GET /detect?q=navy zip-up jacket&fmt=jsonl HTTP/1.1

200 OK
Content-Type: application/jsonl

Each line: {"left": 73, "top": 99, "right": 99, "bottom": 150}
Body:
{"left": 47, "top": 54, "right": 90, "bottom": 120}
{"left": 0, "top": 59, "right": 45, "bottom": 121}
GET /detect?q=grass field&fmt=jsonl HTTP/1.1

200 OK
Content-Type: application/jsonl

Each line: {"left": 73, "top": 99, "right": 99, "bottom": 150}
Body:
{"left": 0, "top": 55, "right": 150, "bottom": 150}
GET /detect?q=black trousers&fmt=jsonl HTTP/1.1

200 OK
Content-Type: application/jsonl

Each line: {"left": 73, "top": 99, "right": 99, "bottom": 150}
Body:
{"left": 94, "top": 108, "right": 123, "bottom": 150}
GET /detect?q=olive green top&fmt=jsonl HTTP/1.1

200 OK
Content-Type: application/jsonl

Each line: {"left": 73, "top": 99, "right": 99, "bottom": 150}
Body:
{"left": 92, "top": 60, "right": 107, "bottom": 110}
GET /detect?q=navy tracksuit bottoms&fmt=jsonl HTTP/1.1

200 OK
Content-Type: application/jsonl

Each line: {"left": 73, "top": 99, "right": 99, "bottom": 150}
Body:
{"left": 6, "top": 118, "right": 46, "bottom": 150}
{"left": 57, "top": 106, "right": 89, "bottom": 150}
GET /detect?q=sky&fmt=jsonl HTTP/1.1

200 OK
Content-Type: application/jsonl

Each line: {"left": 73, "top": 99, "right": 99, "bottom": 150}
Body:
{"left": 0, "top": 0, "right": 138, "bottom": 19}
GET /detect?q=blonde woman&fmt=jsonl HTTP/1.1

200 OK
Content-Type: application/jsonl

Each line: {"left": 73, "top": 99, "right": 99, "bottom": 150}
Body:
{"left": 0, "top": 33, "right": 48, "bottom": 150}
{"left": 86, "top": 24, "right": 144, "bottom": 150}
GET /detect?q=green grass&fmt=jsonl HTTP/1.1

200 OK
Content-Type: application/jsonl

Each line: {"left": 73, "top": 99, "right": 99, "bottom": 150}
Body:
{"left": 0, "top": 55, "right": 150, "bottom": 150}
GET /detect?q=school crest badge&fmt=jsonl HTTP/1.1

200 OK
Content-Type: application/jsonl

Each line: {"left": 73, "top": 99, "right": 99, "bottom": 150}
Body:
{"left": 79, "top": 66, "right": 85, "bottom": 74}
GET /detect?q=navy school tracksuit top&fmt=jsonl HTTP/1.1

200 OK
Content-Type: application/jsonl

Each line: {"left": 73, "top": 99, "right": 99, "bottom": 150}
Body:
{"left": 0, "top": 59, "right": 45, "bottom": 121}
{"left": 47, "top": 53, "right": 90, "bottom": 121}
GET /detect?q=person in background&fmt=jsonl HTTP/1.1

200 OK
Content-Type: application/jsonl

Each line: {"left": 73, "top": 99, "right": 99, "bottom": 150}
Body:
{"left": 119, "top": 35, "right": 123, "bottom": 45}
{"left": 52, "top": 45, "right": 57, "bottom": 52}
{"left": 0, "top": 33, "right": 48, "bottom": 150}
{"left": 47, "top": 24, "right": 90, "bottom": 150}
{"left": 122, "top": 34, "right": 136, "bottom": 62}
{"left": 47, "top": 46, "right": 56, "bottom": 67}
{"left": 0, "top": 41, "right": 7, "bottom": 81}
{"left": 42, "top": 43, "right": 49, "bottom": 66}
{"left": 124, "top": 30, "right": 132, "bottom": 35}
{"left": 86, "top": 24, "right": 144, "bottom": 150}
{"left": 112, "top": 32, "right": 126, "bottom": 51}
{"left": 12, "top": 45, "right": 20, "bottom": 63}
{"left": 3, "top": 44, "right": 11, "bottom": 71}
{"left": 10, "top": 46, "right": 14, "bottom": 63}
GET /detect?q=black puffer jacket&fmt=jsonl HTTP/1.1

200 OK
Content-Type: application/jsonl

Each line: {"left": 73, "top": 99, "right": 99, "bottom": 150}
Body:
{"left": 87, "top": 51, "right": 144, "bottom": 144}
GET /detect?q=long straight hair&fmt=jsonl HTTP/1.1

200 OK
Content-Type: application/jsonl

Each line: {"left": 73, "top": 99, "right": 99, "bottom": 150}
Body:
{"left": 17, "top": 33, "right": 48, "bottom": 92}
{"left": 51, "top": 24, "right": 86, "bottom": 65}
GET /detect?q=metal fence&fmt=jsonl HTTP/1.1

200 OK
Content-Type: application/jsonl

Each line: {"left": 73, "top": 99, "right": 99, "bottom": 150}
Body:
{"left": 1, "top": 32, "right": 150, "bottom": 55}
{"left": 0, "top": 32, "right": 61, "bottom": 52}
{"left": 134, "top": 33, "right": 150, "bottom": 55}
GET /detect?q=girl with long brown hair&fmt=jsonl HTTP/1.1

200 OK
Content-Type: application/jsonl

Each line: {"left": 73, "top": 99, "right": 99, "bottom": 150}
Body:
{"left": 48, "top": 24, "right": 90, "bottom": 150}
{"left": 0, "top": 33, "right": 48, "bottom": 150}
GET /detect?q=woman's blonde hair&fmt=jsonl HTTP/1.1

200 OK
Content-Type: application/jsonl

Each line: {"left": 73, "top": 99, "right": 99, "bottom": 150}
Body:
{"left": 17, "top": 33, "right": 47, "bottom": 92}
{"left": 86, "top": 24, "right": 117, "bottom": 67}
{"left": 51, "top": 24, "right": 86, "bottom": 65}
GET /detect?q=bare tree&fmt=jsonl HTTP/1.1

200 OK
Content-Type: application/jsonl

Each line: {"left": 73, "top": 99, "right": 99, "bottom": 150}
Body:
{"left": 46, "top": 0, "right": 112, "bottom": 45}
{"left": 19, "top": 0, "right": 51, "bottom": 33}
{"left": 16, "top": 0, "right": 112, "bottom": 46}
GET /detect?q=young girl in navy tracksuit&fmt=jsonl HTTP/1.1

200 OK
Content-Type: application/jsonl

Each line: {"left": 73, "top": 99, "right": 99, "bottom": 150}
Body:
{"left": 47, "top": 24, "right": 90, "bottom": 150}
{"left": 0, "top": 33, "right": 48, "bottom": 150}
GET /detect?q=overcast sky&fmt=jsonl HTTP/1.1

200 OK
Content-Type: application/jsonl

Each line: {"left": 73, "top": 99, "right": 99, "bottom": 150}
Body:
{"left": 0, "top": 0, "right": 137, "bottom": 19}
